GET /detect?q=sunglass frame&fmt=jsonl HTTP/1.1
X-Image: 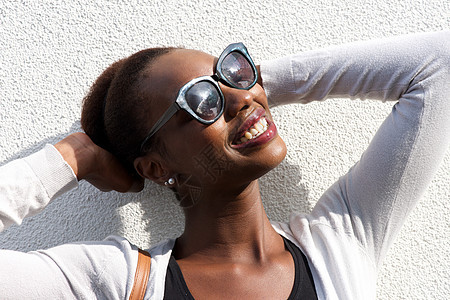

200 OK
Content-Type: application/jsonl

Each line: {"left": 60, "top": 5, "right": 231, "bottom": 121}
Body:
{"left": 140, "top": 42, "right": 258, "bottom": 153}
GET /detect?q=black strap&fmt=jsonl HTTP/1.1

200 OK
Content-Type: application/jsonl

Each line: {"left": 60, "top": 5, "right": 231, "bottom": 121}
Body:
{"left": 164, "top": 255, "right": 195, "bottom": 299}
{"left": 284, "top": 237, "right": 318, "bottom": 299}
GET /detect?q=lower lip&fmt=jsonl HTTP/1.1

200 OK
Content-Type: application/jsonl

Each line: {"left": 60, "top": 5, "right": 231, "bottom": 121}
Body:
{"left": 231, "top": 121, "right": 278, "bottom": 149}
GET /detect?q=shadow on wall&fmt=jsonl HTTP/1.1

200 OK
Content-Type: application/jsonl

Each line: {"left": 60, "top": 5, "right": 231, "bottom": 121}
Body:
{"left": 0, "top": 121, "right": 310, "bottom": 251}
{"left": 136, "top": 182, "right": 185, "bottom": 247}
{"left": 260, "top": 159, "right": 311, "bottom": 222}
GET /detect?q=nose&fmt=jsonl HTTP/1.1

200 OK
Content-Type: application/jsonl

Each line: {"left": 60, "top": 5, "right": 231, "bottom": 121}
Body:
{"left": 222, "top": 85, "right": 254, "bottom": 120}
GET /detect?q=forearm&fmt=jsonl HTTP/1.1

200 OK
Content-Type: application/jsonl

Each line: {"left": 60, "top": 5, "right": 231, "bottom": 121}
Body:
{"left": 261, "top": 31, "right": 450, "bottom": 106}
{"left": 0, "top": 236, "right": 135, "bottom": 299}
{"left": 0, "top": 131, "right": 144, "bottom": 232}
{"left": 0, "top": 145, "right": 78, "bottom": 231}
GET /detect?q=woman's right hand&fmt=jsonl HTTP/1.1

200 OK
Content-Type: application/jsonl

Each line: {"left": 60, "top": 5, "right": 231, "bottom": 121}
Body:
{"left": 54, "top": 132, "right": 144, "bottom": 193}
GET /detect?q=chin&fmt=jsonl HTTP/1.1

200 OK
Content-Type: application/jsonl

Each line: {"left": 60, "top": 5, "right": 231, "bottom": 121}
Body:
{"left": 256, "top": 135, "right": 287, "bottom": 177}
{"left": 237, "top": 135, "right": 288, "bottom": 183}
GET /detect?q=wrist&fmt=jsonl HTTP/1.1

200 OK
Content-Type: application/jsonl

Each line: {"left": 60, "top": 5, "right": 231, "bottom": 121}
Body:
{"left": 54, "top": 133, "right": 96, "bottom": 180}
{"left": 54, "top": 141, "right": 80, "bottom": 179}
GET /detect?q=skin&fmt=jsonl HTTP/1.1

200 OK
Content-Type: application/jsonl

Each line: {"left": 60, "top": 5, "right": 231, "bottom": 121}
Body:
{"left": 54, "top": 132, "right": 143, "bottom": 193}
{"left": 133, "top": 49, "right": 294, "bottom": 299}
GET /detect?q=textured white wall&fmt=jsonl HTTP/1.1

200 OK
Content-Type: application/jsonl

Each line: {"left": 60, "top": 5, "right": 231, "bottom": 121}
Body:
{"left": 0, "top": 0, "right": 448, "bottom": 298}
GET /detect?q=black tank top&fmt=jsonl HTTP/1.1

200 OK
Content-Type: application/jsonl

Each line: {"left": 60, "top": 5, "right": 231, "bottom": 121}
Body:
{"left": 163, "top": 236, "right": 318, "bottom": 299}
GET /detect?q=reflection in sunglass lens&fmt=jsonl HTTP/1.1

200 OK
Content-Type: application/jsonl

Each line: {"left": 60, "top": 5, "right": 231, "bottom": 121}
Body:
{"left": 185, "top": 81, "right": 222, "bottom": 121}
{"left": 221, "top": 52, "right": 255, "bottom": 89}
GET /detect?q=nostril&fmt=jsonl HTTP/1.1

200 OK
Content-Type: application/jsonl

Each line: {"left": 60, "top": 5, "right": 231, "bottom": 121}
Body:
{"left": 240, "top": 105, "right": 249, "bottom": 112}
{"left": 223, "top": 88, "right": 254, "bottom": 120}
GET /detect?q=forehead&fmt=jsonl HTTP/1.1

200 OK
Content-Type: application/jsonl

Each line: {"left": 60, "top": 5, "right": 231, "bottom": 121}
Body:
{"left": 144, "top": 49, "right": 216, "bottom": 88}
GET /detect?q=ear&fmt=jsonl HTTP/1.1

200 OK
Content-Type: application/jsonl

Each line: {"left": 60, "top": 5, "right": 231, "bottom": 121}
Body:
{"left": 134, "top": 154, "right": 170, "bottom": 186}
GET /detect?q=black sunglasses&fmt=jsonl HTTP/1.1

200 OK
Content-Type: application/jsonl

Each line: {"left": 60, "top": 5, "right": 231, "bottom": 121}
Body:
{"left": 140, "top": 42, "right": 258, "bottom": 153}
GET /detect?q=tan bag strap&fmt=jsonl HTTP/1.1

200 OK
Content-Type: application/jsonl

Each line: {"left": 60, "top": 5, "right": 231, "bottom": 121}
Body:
{"left": 129, "top": 248, "right": 151, "bottom": 300}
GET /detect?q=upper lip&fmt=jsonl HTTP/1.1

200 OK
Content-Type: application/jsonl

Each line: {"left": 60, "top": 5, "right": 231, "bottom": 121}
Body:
{"left": 231, "top": 107, "right": 266, "bottom": 144}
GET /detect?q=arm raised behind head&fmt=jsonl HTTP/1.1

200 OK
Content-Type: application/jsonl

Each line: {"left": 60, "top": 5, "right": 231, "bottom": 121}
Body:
{"left": 55, "top": 132, "right": 144, "bottom": 193}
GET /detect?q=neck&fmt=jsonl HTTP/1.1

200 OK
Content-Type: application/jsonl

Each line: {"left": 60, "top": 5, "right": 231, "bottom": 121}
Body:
{"left": 174, "top": 180, "right": 282, "bottom": 263}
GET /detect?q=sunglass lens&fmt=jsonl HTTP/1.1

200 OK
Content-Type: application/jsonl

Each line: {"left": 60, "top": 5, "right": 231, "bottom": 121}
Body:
{"left": 185, "top": 81, "right": 222, "bottom": 121}
{"left": 221, "top": 52, "right": 255, "bottom": 89}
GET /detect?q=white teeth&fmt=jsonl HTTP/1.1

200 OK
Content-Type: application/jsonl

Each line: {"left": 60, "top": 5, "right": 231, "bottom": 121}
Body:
{"left": 250, "top": 128, "right": 259, "bottom": 136}
{"left": 254, "top": 123, "right": 263, "bottom": 132}
{"left": 236, "top": 117, "right": 269, "bottom": 144}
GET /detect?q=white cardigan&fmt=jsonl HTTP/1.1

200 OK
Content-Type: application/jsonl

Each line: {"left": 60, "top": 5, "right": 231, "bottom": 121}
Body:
{"left": 0, "top": 31, "right": 449, "bottom": 299}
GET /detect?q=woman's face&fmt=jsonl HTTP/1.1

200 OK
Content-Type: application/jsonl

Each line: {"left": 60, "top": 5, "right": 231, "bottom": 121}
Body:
{"left": 139, "top": 48, "right": 287, "bottom": 192}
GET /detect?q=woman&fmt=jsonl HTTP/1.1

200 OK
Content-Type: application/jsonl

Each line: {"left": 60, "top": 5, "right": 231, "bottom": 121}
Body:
{"left": 0, "top": 31, "right": 448, "bottom": 299}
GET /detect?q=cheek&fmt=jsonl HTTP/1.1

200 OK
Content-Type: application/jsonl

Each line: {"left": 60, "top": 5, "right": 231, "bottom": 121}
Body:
{"left": 180, "top": 123, "right": 230, "bottom": 181}
{"left": 164, "top": 121, "right": 224, "bottom": 170}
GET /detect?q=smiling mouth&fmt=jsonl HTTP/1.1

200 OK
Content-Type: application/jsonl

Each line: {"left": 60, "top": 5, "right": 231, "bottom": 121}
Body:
{"left": 235, "top": 117, "right": 269, "bottom": 144}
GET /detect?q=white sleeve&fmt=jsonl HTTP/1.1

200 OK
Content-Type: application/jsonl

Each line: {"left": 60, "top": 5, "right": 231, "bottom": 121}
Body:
{"left": 0, "top": 148, "right": 140, "bottom": 299}
{"left": 0, "top": 235, "right": 139, "bottom": 299}
{"left": 262, "top": 31, "right": 450, "bottom": 264}
{"left": 0, "top": 144, "right": 78, "bottom": 231}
